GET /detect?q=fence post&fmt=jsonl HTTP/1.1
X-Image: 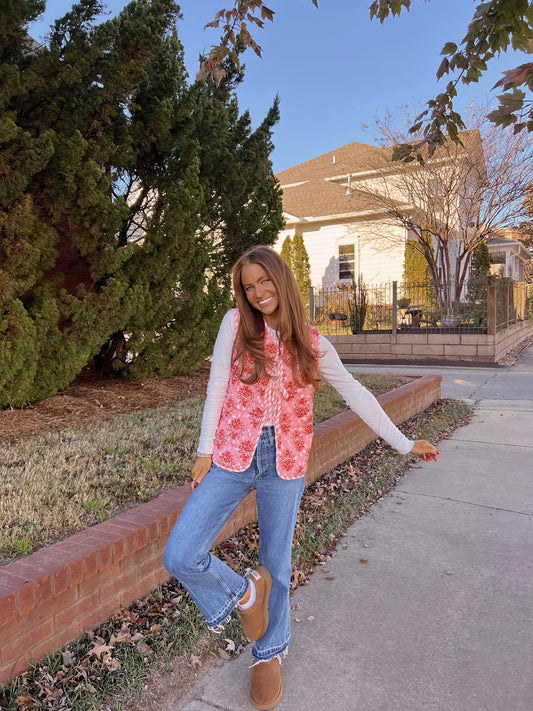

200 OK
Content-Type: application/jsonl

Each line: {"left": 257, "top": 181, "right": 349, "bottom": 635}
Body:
{"left": 392, "top": 281, "right": 398, "bottom": 336}
{"left": 505, "top": 282, "right": 510, "bottom": 328}
{"left": 487, "top": 277, "right": 496, "bottom": 335}
{"left": 309, "top": 286, "right": 315, "bottom": 324}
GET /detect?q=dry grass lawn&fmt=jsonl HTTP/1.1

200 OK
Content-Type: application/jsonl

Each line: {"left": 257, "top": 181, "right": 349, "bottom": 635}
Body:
{"left": 1, "top": 374, "right": 413, "bottom": 563}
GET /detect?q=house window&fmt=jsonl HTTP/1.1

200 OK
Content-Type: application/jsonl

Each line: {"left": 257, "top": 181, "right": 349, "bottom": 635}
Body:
{"left": 339, "top": 244, "right": 355, "bottom": 280}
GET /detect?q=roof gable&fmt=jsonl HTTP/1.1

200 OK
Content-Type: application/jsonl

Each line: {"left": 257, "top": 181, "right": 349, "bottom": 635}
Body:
{"left": 276, "top": 131, "right": 482, "bottom": 222}
{"left": 276, "top": 141, "right": 388, "bottom": 187}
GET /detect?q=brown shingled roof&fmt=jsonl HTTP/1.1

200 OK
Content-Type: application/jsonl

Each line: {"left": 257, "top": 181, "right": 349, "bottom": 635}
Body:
{"left": 281, "top": 179, "right": 382, "bottom": 220}
{"left": 277, "top": 141, "right": 393, "bottom": 220}
{"left": 276, "top": 131, "right": 482, "bottom": 221}
{"left": 276, "top": 141, "right": 389, "bottom": 187}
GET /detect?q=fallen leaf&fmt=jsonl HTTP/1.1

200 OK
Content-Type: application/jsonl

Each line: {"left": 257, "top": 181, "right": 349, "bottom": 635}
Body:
{"left": 62, "top": 650, "right": 76, "bottom": 666}
{"left": 190, "top": 654, "right": 202, "bottom": 669}
{"left": 360, "top": 559, "right": 368, "bottom": 564}
{"left": 86, "top": 643, "right": 114, "bottom": 660}
{"left": 290, "top": 569, "right": 307, "bottom": 589}
{"left": 135, "top": 640, "right": 153, "bottom": 655}
{"left": 110, "top": 631, "right": 132, "bottom": 645}
{"left": 103, "top": 654, "right": 122, "bottom": 672}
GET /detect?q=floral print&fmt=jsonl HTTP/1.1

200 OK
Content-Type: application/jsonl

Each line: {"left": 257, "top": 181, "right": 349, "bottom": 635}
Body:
{"left": 212, "top": 309, "right": 320, "bottom": 480}
{"left": 294, "top": 399, "right": 309, "bottom": 418}
{"left": 227, "top": 418, "right": 245, "bottom": 438}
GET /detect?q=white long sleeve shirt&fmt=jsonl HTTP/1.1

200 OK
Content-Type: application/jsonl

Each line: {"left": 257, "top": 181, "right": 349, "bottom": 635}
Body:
{"left": 197, "top": 310, "right": 414, "bottom": 457}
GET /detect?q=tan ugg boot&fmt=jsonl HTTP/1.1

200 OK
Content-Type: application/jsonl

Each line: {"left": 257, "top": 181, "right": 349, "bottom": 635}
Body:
{"left": 250, "top": 657, "right": 282, "bottom": 710}
{"left": 238, "top": 566, "right": 272, "bottom": 641}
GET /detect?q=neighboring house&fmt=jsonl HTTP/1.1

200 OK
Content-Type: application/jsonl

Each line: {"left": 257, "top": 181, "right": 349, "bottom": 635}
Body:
{"left": 275, "top": 141, "right": 407, "bottom": 289}
{"left": 274, "top": 133, "right": 486, "bottom": 296}
{"left": 487, "top": 230, "right": 531, "bottom": 281}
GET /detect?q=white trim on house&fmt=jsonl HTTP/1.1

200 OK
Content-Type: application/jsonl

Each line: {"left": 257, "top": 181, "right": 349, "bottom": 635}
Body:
{"left": 487, "top": 236, "right": 530, "bottom": 281}
{"left": 275, "top": 134, "right": 482, "bottom": 290}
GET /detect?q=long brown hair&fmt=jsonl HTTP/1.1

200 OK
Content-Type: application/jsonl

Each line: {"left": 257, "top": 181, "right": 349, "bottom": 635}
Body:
{"left": 232, "top": 245, "right": 320, "bottom": 387}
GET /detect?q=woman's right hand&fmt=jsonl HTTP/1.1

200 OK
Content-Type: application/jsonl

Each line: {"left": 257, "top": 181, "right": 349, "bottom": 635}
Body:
{"left": 191, "top": 455, "right": 212, "bottom": 490}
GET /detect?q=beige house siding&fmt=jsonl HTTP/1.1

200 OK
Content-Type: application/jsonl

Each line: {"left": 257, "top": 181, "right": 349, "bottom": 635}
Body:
{"left": 275, "top": 133, "right": 484, "bottom": 292}
{"left": 276, "top": 220, "right": 406, "bottom": 288}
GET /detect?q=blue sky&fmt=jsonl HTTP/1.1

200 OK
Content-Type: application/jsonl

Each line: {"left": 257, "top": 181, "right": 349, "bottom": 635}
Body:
{"left": 29, "top": 0, "right": 521, "bottom": 173}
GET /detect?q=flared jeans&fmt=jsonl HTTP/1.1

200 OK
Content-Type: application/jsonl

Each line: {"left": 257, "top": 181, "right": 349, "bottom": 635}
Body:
{"left": 163, "top": 427, "right": 305, "bottom": 661}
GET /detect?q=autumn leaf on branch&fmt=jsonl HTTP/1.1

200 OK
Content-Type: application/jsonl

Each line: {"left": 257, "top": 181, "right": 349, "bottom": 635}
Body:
{"left": 488, "top": 63, "right": 533, "bottom": 132}
{"left": 197, "top": 1, "right": 276, "bottom": 84}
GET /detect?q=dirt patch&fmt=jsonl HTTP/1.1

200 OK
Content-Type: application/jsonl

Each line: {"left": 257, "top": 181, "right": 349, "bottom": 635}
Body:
{"left": 0, "top": 364, "right": 210, "bottom": 441}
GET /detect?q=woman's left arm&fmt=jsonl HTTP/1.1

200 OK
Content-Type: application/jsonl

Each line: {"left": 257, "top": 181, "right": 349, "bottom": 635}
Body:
{"left": 318, "top": 335, "right": 439, "bottom": 461}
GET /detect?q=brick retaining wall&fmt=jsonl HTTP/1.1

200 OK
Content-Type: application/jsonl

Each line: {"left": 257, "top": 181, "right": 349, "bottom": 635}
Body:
{"left": 0, "top": 374, "right": 441, "bottom": 684}
{"left": 328, "top": 319, "right": 533, "bottom": 363}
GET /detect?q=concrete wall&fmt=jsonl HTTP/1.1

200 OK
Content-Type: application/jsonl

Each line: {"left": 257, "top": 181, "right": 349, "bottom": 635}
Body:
{"left": 0, "top": 375, "right": 441, "bottom": 684}
{"left": 328, "top": 319, "right": 533, "bottom": 364}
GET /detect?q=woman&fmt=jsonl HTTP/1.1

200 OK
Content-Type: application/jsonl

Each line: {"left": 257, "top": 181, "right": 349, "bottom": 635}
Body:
{"left": 164, "top": 245, "right": 438, "bottom": 709}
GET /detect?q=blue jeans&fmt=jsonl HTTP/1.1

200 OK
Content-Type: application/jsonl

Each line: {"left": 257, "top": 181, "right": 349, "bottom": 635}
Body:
{"left": 163, "top": 426, "right": 305, "bottom": 660}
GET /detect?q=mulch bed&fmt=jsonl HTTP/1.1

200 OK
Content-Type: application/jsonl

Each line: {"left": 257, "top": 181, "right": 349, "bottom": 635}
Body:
{"left": 4, "top": 332, "right": 530, "bottom": 441}
{"left": 0, "top": 364, "right": 211, "bottom": 441}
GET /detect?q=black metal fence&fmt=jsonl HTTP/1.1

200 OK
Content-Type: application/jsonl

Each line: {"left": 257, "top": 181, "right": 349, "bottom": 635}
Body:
{"left": 491, "top": 279, "right": 531, "bottom": 334}
{"left": 310, "top": 279, "right": 532, "bottom": 336}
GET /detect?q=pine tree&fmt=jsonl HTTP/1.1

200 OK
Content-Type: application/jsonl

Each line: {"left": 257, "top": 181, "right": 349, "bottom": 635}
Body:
{"left": 0, "top": 0, "right": 282, "bottom": 405}
{"left": 402, "top": 237, "right": 436, "bottom": 312}
{"left": 403, "top": 239, "right": 432, "bottom": 288}
{"left": 348, "top": 274, "right": 367, "bottom": 334}
{"left": 291, "top": 232, "right": 312, "bottom": 310}
{"left": 466, "top": 241, "right": 491, "bottom": 326}
{"left": 280, "top": 235, "right": 293, "bottom": 269}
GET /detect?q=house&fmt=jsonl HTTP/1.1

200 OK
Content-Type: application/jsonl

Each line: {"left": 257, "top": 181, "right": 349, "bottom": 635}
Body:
{"left": 275, "top": 141, "right": 407, "bottom": 289}
{"left": 487, "top": 230, "right": 531, "bottom": 282}
{"left": 274, "top": 132, "right": 487, "bottom": 300}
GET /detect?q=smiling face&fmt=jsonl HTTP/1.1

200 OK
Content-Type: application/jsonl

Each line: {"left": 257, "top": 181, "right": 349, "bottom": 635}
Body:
{"left": 240, "top": 262, "right": 280, "bottom": 328}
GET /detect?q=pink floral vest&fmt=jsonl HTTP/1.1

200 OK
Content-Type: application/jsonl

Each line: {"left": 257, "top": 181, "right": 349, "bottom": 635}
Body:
{"left": 212, "top": 309, "right": 320, "bottom": 480}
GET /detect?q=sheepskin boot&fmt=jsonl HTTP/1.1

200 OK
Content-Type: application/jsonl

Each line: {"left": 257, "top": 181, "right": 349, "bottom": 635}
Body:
{"left": 250, "top": 657, "right": 282, "bottom": 710}
{"left": 237, "top": 566, "right": 272, "bottom": 641}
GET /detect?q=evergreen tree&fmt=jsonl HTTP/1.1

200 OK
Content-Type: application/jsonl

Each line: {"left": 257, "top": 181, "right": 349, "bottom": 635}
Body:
{"left": 466, "top": 241, "right": 491, "bottom": 326}
{"left": 280, "top": 235, "right": 292, "bottom": 269}
{"left": 403, "top": 238, "right": 432, "bottom": 286}
{"left": 348, "top": 274, "right": 367, "bottom": 334}
{"left": 402, "top": 237, "right": 437, "bottom": 315}
{"left": 291, "top": 232, "right": 312, "bottom": 310}
{"left": 0, "top": 0, "right": 282, "bottom": 406}
{"left": 277, "top": 233, "right": 311, "bottom": 310}
{"left": 467, "top": 241, "right": 491, "bottom": 299}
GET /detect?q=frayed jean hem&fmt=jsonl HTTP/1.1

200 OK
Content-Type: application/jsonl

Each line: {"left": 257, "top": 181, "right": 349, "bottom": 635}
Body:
{"left": 252, "top": 637, "right": 290, "bottom": 662}
{"left": 205, "top": 576, "right": 249, "bottom": 629}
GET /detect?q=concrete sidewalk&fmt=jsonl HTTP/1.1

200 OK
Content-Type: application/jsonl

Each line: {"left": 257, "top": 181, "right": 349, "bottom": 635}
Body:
{"left": 165, "top": 346, "right": 533, "bottom": 711}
